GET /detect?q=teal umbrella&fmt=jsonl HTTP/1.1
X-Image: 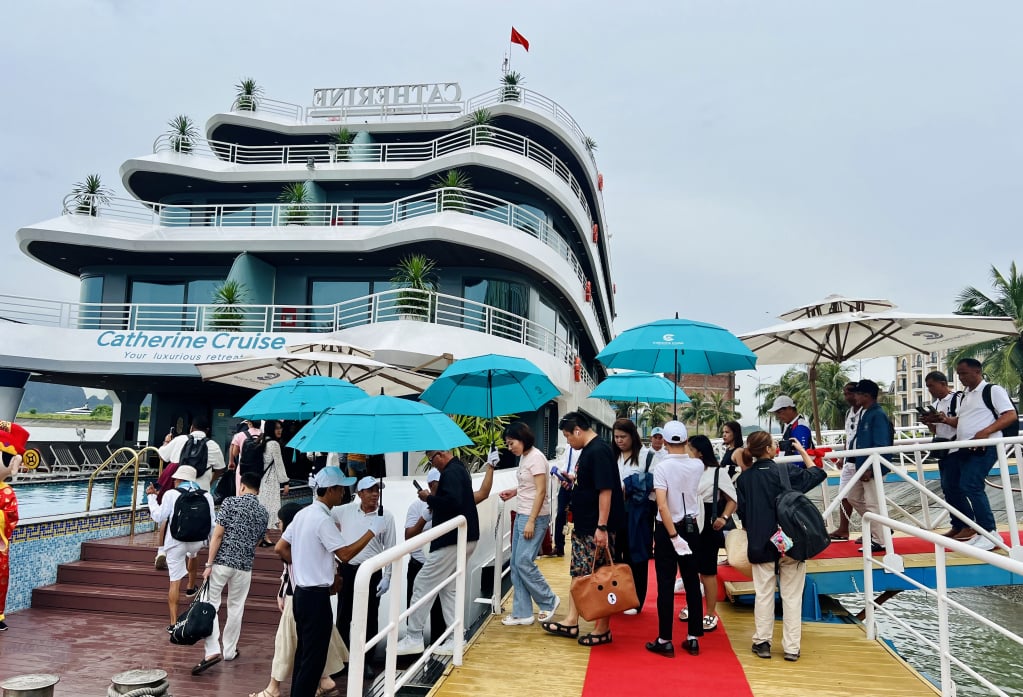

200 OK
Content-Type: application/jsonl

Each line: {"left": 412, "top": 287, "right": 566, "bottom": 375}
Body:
{"left": 234, "top": 376, "right": 368, "bottom": 421}
{"left": 589, "top": 372, "right": 691, "bottom": 404}
{"left": 287, "top": 394, "right": 472, "bottom": 454}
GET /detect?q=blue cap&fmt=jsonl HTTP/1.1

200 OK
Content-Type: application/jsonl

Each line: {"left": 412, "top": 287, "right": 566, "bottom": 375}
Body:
{"left": 651, "top": 427, "right": 664, "bottom": 437}
{"left": 309, "top": 466, "right": 357, "bottom": 489}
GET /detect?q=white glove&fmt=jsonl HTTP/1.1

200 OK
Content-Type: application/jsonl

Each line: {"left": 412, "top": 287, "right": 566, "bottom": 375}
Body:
{"left": 486, "top": 450, "right": 501, "bottom": 467}
{"left": 671, "top": 535, "right": 692, "bottom": 557}
{"left": 376, "top": 575, "right": 390, "bottom": 598}
{"left": 370, "top": 516, "right": 389, "bottom": 537}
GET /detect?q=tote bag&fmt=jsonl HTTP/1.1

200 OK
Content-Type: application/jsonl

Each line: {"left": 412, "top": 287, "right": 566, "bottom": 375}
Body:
{"left": 570, "top": 546, "right": 640, "bottom": 621}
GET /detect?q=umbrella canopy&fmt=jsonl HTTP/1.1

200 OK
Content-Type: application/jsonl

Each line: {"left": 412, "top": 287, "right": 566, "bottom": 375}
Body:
{"left": 589, "top": 372, "right": 691, "bottom": 404}
{"left": 596, "top": 318, "right": 757, "bottom": 375}
{"left": 777, "top": 294, "right": 897, "bottom": 321}
{"left": 287, "top": 395, "right": 472, "bottom": 454}
{"left": 196, "top": 350, "right": 434, "bottom": 396}
{"left": 233, "top": 376, "right": 368, "bottom": 421}
{"left": 419, "top": 354, "right": 561, "bottom": 419}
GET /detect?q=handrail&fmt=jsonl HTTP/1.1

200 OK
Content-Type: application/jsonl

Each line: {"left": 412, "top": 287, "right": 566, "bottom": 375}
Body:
{"left": 346, "top": 515, "right": 468, "bottom": 697}
{"left": 152, "top": 124, "right": 596, "bottom": 222}
{"left": 84, "top": 447, "right": 138, "bottom": 511}
{"left": 0, "top": 288, "right": 582, "bottom": 369}
{"left": 478, "top": 499, "right": 512, "bottom": 614}
{"left": 111, "top": 446, "right": 163, "bottom": 540}
{"left": 862, "top": 513, "right": 1023, "bottom": 697}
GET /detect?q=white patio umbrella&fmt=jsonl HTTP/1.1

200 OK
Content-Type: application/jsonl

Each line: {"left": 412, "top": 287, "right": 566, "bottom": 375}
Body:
{"left": 777, "top": 294, "right": 897, "bottom": 321}
{"left": 740, "top": 310, "right": 1020, "bottom": 439}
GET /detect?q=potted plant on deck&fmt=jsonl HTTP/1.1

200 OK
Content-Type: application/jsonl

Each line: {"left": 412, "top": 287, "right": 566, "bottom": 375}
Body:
{"left": 278, "top": 182, "right": 311, "bottom": 225}
{"left": 235, "top": 78, "right": 262, "bottom": 111}
{"left": 330, "top": 127, "right": 355, "bottom": 162}
{"left": 463, "top": 108, "right": 494, "bottom": 145}
{"left": 167, "top": 115, "right": 198, "bottom": 154}
{"left": 70, "top": 174, "right": 113, "bottom": 216}
{"left": 390, "top": 254, "right": 438, "bottom": 321}
{"left": 430, "top": 169, "right": 473, "bottom": 213}
{"left": 209, "top": 279, "right": 249, "bottom": 331}
{"left": 501, "top": 71, "right": 523, "bottom": 102}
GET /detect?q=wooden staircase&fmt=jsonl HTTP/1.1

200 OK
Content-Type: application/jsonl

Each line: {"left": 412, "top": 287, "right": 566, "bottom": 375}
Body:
{"left": 32, "top": 536, "right": 283, "bottom": 626}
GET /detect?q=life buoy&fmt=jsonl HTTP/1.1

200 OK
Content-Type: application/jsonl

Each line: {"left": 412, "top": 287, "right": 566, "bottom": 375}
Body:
{"left": 573, "top": 357, "right": 582, "bottom": 382}
{"left": 592, "top": 224, "right": 599, "bottom": 243}
{"left": 584, "top": 281, "right": 592, "bottom": 302}
{"left": 281, "top": 307, "right": 297, "bottom": 328}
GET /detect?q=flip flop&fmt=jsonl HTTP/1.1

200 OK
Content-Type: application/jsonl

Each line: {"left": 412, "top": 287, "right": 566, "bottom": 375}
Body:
{"left": 578, "top": 630, "right": 612, "bottom": 646}
{"left": 540, "top": 620, "right": 579, "bottom": 638}
{"left": 191, "top": 654, "right": 222, "bottom": 675}
{"left": 827, "top": 532, "right": 849, "bottom": 541}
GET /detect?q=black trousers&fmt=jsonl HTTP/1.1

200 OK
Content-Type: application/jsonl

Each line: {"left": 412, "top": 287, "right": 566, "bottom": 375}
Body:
{"left": 407, "top": 557, "right": 446, "bottom": 641}
{"left": 292, "top": 586, "right": 332, "bottom": 697}
{"left": 653, "top": 522, "right": 704, "bottom": 642}
{"left": 554, "top": 487, "right": 572, "bottom": 553}
{"left": 337, "top": 563, "right": 382, "bottom": 650}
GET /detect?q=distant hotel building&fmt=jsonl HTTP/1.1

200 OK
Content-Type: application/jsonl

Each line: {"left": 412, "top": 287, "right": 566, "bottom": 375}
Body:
{"left": 893, "top": 349, "right": 960, "bottom": 428}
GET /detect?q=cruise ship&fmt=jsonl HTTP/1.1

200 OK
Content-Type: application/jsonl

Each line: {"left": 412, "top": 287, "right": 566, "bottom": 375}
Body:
{"left": 3, "top": 77, "right": 616, "bottom": 453}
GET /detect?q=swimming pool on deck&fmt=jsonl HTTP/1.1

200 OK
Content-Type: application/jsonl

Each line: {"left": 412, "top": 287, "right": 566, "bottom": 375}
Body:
{"left": 13, "top": 478, "right": 147, "bottom": 518}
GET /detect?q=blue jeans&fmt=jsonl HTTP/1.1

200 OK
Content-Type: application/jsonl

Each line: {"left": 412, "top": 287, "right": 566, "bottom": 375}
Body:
{"left": 943, "top": 447, "right": 997, "bottom": 532}
{"left": 511, "top": 513, "right": 556, "bottom": 618}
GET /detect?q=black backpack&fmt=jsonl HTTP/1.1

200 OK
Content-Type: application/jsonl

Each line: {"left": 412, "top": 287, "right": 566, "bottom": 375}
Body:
{"left": 170, "top": 486, "right": 212, "bottom": 542}
{"left": 239, "top": 432, "right": 267, "bottom": 477}
{"left": 179, "top": 436, "right": 210, "bottom": 477}
{"left": 981, "top": 384, "right": 1020, "bottom": 438}
{"left": 775, "top": 462, "right": 830, "bottom": 561}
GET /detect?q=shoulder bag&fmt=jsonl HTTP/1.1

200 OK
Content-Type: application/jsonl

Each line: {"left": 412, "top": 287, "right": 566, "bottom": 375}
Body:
{"left": 570, "top": 546, "right": 639, "bottom": 621}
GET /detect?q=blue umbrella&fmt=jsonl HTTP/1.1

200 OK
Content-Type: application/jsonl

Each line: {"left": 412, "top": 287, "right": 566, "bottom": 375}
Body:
{"left": 234, "top": 376, "right": 369, "bottom": 421}
{"left": 589, "top": 372, "right": 691, "bottom": 404}
{"left": 596, "top": 317, "right": 756, "bottom": 417}
{"left": 286, "top": 394, "right": 472, "bottom": 454}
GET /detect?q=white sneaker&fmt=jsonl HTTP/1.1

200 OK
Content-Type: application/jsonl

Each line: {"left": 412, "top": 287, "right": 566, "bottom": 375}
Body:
{"left": 537, "top": 595, "right": 560, "bottom": 623}
{"left": 501, "top": 615, "right": 535, "bottom": 626}
{"left": 433, "top": 638, "right": 456, "bottom": 656}
{"left": 623, "top": 608, "right": 639, "bottom": 616}
{"left": 674, "top": 578, "right": 685, "bottom": 594}
{"left": 968, "top": 534, "right": 996, "bottom": 552}
{"left": 395, "top": 635, "right": 424, "bottom": 656}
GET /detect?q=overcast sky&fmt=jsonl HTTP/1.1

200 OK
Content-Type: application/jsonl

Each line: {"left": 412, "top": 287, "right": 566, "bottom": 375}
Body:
{"left": 2, "top": 1, "right": 1020, "bottom": 423}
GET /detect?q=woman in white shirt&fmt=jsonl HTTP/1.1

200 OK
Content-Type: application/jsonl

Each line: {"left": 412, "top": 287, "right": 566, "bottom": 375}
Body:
{"left": 258, "top": 421, "right": 291, "bottom": 547}
{"left": 497, "top": 422, "right": 560, "bottom": 626}
{"left": 613, "top": 418, "right": 653, "bottom": 614}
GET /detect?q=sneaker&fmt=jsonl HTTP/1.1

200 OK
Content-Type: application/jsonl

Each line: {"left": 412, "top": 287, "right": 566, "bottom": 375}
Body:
{"left": 537, "top": 595, "right": 560, "bottom": 623}
{"left": 623, "top": 608, "right": 639, "bottom": 616}
{"left": 501, "top": 615, "right": 535, "bottom": 626}
{"left": 953, "top": 528, "right": 978, "bottom": 541}
{"left": 0, "top": 620, "right": 8, "bottom": 631}
{"left": 702, "top": 615, "right": 718, "bottom": 631}
{"left": 784, "top": 652, "right": 800, "bottom": 662}
{"left": 858, "top": 542, "right": 884, "bottom": 553}
{"left": 674, "top": 578, "right": 685, "bottom": 594}
{"left": 184, "top": 586, "right": 198, "bottom": 597}
{"left": 154, "top": 553, "right": 167, "bottom": 571}
{"left": 752, "top": 641, "right": 772, "bottom": 659}
{"left": 433, "top": 638, "right": 456, "bottom": 656}
{"left": 395, "top": 635, "right": 425, "bottom": 656}
{"left": 166, "top": 625, "right": 175, "bottom": 635}
{"left": 678, "top": 606, "right": 688, "bottom": 621}
{"left": 968, "top": 534, "right": 996, "bottom": 552}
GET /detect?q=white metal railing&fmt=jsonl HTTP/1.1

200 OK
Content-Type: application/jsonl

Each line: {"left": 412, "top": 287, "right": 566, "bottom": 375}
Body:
{"left": 62, "top": 188, "right": 586, "bottom": 284}
{"left": 0, "top": 288, "right": 581, "bottom": 368}
{"left": 152, "top": 124, "right": 595, "bottom": 221}
{"left": 477, "top": 499, "right": 513, "bottom": 614}
{"left": 228, "top": 96, "right": 303, "bottom": 121}
{"left": 862, "top": 514, "right": 1023, "bottom": 697}
{"left": 347, "top": 515, "right": 468, "bottom": 697}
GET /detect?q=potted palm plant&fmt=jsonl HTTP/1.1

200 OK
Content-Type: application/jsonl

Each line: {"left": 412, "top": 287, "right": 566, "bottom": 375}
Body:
{"left": 390, "top": 254, "right": 438, "bottom": 320}
{"left": 235, "top": 78, "right": 262, "bottom": 111}
{"left": 167, "top": 115, "right": 198, "bottom": 154}
{"left": 583, "top": 136, "right": 598, "bottom": 153}
{"left": 209, "top": 280, "right": 248, "bottom": 331}
{"left": 463, "top": 108, "right": 494, "bottom": 145}
{"left": 430, "top": 169, "right": 473, "bottom": 213}
{"left": 330, "top": 127, "right": 355, "bottom": 162}
{"left": 70, "top": 174, "right": 112, "bottom": 216}
{"left": 278, "top": 182, "right": 311, "bottom": 225}
{"left": 501, "top": 71, "right": 523, "bottom": 102}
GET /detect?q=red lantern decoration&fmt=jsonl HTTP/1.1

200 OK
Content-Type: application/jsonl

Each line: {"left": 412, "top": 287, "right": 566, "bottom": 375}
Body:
{"left": 597, "top": 173, "right": 604, "bottom": 191}
{"left": 584, "top": 281, "right": 592, "bottom": 302}
{"left": 592, "top": 224, "right": 599, "bottom": 243}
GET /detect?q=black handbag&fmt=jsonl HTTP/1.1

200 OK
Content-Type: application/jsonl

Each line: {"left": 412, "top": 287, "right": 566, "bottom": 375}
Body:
{"left": 169, "top": 580, "right": 216, "bottom": 645}
{"left": 680, "top": 493, "right": 699, "bottom": 536}
{"left": 213, "top": 470, "right": 236, "bottom": 504}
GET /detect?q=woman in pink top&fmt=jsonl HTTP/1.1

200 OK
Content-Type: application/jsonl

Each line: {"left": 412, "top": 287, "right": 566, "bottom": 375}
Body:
{"left": 498, "top": 421, "right": 560, "bottom": 626}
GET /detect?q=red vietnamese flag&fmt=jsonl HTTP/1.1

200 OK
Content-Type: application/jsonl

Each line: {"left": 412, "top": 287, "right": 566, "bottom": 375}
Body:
{"left": 510, "top": 27, "right": 529, "bottom": 52}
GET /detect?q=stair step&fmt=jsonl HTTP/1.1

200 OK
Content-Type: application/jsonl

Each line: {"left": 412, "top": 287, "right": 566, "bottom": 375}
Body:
{"left": 81, "top": 539, "right": 286, "bottom": 573}
{"left": 56, "top": 560, "right": 280, "bottom": 595}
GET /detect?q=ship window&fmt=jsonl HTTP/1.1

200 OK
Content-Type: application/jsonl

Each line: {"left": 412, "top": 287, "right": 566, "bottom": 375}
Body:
{"left": 310, "top": 280, "right": 373, "bottom": 328}
{"left": 78, "top": 276, "right": 105, "bottom": 329}
{"left": 129, "top": 279, "right": 222, "bottom": 331}
{"left": 463, "top": 278, "right": 528, "bottom": 340}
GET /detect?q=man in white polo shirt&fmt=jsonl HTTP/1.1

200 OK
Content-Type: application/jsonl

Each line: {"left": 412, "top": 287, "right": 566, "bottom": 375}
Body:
{"left": 275, "top": 467, "right": 385, "bottom": 697}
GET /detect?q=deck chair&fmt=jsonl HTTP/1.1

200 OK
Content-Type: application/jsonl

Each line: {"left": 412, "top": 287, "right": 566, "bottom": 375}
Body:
{"left": 108, "top": 445, "right": 135, "bottom": 465}
{"left": 49, "top": 444, "right": 84, "bottom": 477}
{"left": 80, "top": 446, "right": 109, "bottom": 470}
{"left": 12, "top": 452, "right": 57, "bottom": 481}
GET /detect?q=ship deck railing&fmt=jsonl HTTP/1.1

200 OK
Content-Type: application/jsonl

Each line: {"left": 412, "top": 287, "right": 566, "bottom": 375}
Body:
{"left": 152, "top": 124, "right": 596, "bottom": 226}
{"left": 862, "top": 512, "right": 1023, "bottom": 697}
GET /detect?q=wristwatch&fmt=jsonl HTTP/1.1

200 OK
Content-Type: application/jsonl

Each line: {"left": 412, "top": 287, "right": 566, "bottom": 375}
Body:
{"left": 596, "top": 524, "right": 608, "bottom": 532}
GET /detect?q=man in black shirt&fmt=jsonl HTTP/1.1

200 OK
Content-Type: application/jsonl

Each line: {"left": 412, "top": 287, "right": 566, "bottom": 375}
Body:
{"left": 541, "top": 412, "right": 624, "bottom": 647}
{"left": 397, "top": 449, "right": 481, "bottom": 656}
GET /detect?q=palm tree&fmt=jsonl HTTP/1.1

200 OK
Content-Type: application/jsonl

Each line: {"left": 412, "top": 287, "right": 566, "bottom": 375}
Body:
{"left": 679, "top": 393, "right": 714, "bottom": 434}
{"left": 607, "top": 401, "right": 632, "bottom": 420}
{"left": 638, "top": 402, "right": 673, "bottom": 433}
{"left": 951, "top": 262, "right": 1023, "bottom": 402}
{"left": 71, "top": 174, "right": 112, "bottom": 216}
{"left": 705, "top": 393, "right": 740, "bottom": 434}
{"left": 235, "top": 78, "right": 262, "bottom": 111}
{"left": 447, "top": 414, "right": 516, "bottom": 471}
{"left": 167, "top": 115, "right": 198, "bottom": 154}
{"left": 756, "top": 363, "right": 854, "bottom": 432}
{"left": 430, "top": 169, "right": 473, "bottom": 212}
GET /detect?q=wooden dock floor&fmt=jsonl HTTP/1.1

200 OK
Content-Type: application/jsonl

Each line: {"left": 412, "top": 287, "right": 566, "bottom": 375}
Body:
{"left": 430, "top": 555, "right": 938, "bottom": 697}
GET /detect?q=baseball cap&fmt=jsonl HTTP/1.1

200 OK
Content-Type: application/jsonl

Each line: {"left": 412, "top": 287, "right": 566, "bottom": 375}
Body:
{"left": 357, "top": 476, "right": 383, "bottom": 492}
{"left": 426, "top": 467, "right": 441, "bottom": 484}
{"left": 769, "top": 396, "right": 796, "bottom": 412}
{"left": 0, "top": 422, "right": 30, "bottom": 456}
{"left": 310, "top": 466, "right": 358, "bottom": 489}
{"left": 661, "top": 420, "right": 688, "bottom": 444}
{"left": 174, "top": 465, "right": 199, "bottom": 482}
{"left": 650, "top": 427, "right": 664, "bottom": 437}
{"left": 852, "top": 379, "right": 880, "bottom": 399}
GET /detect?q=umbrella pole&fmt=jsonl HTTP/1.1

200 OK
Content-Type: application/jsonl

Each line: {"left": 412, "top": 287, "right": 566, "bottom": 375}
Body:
{"left": 673, "top": 349, "right": 679, "bottom": 419}
{"left": 809, "top": 362, "right": 823, "bottom": 443}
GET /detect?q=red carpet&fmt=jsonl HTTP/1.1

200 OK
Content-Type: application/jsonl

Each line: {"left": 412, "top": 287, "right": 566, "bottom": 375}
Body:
{"left": 580, "top": 561, "right": 754, "bottom": 697}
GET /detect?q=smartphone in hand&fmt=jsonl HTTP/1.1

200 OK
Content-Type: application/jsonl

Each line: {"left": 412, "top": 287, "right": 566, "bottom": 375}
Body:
{"left": 413, "top": 480, "right": 423, "bottom": 491}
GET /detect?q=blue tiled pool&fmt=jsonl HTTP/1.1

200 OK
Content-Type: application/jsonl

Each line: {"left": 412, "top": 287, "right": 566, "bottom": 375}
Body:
{"left": 12, "top": 478, "right": 146, "bottom": 519}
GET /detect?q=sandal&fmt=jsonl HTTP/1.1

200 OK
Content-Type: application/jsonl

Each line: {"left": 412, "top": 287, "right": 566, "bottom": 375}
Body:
{"left": 827, "top": 532, "right": 849, "bottom": 541}
{"left": 249, "top": 691, "right": 280, "bottom": 697}
{"left": 540, "top": 620, "right": 579, "bottom": 638}
{"left": 577, "top": 630, "right": 613, "bottom": 646}
{"left": 191, "top": 654, "right": 222, "bottom": 675}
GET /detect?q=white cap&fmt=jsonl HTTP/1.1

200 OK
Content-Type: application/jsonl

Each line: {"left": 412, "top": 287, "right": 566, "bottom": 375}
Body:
{"left": 309, "top": 466, "right": 357, "bottom": 489}
{"left": 769, "top": 395, "right": 796, "bottom": 412}
{"left": 661, "top": 421, "right": 688, "bottom": 444}
{"left": 426, "top": 467, "right": 441, "bottom": 484}
{"left": 650, "top": 427, "right": 664, "bottom": 437}
{"left": 174, "top": 465, "right": 198, "bottom": 482}
{"left": 357, "top": 476, "right": 383, "bottom": 492}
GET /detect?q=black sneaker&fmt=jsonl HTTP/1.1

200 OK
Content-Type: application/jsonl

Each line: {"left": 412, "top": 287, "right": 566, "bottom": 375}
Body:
{"left": 752, "top": 641, "right": 772, "bottom": 659}
{"left": 0, "top": 620, "right": 8, "bottom": 631}
{"left": 166, "top": 625, "right": 175, "bottom": 635}
{"left": 184, "top": 586, "right": 198, "bottom": 597}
